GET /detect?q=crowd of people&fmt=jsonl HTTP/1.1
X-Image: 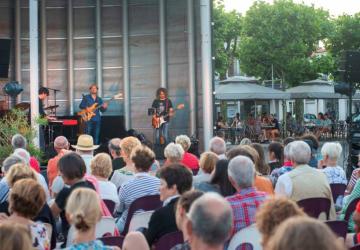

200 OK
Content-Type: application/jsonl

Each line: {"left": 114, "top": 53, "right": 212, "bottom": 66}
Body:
{"left": 0, "top": 131, "right": 360, "bottom": 250}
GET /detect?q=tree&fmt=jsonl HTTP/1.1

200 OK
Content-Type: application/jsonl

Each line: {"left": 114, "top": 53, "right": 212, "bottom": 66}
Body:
{"left": 213, "top": 1, "right": 242, "bottom": 79}
{"left": 238, "top": 0, "right": 332, "bottom": 86}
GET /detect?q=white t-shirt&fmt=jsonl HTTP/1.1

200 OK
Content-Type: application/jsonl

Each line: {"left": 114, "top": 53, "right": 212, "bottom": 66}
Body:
{"left": 98, "top": 180, "right": 119, "bottom": 204}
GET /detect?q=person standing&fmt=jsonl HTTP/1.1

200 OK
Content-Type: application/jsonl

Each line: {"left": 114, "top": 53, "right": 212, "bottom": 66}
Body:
{"left": 151, "top": 88, "right": 173, "bottom": 145}
{"left": 79, "top": 84, "right": 108, "bottom": 145}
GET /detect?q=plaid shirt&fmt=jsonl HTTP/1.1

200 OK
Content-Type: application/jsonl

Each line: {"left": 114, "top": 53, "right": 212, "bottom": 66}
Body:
{"left": 226, "top": 187, "right": 267, "bottom": 234}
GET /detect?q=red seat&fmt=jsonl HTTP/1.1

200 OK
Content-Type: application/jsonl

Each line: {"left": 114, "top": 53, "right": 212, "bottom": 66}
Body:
{"left": 297, "top": 198, "right": 331, "bottom": 219}
{"left": 344, "top": 198, "right": 360, "bottom": 222}
{"left": 325, "top": 220, "right": 347, "bottom": 239}
{"left": 330, "top": 183, "right": 346, "bottom": 202}
{"left": 99, "top": 236, "right": 124, "bottom": 248}
{"left": 122, "top": 195, "right": 162, "bottom": 235}
{"left": 103, "top": 199, "right": 116, "bottom": 214}
{"left": 153, "top": 231, "right": 184, "bottom": 250}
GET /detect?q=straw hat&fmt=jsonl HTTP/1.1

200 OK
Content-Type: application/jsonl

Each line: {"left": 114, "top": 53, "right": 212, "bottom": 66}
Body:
{"left": 72, "top": 134, "right": 99, "bottom": 151}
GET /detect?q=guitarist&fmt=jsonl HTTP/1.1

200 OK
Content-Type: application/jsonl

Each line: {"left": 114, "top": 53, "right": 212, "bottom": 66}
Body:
{"left": 79, "top": 84, "right": 108, "bottom": 144}
{"left": 152, "top": 87, "right": 173, "bottom": 145}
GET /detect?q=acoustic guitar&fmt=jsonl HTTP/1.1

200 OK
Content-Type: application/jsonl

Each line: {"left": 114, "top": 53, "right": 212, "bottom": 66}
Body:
{"left": 78, "top": 93, "right": 122, "bottom": 122}
{"left": 152, "top": 103, "right": 185, "bottom": 129}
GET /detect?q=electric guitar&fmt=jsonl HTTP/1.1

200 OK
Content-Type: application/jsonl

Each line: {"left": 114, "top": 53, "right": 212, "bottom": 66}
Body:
{"left": 78, "top": 93, "right": 122, "bottom": 122}
{"left": 152, "top": 103, "right": 185, "bottom": 128}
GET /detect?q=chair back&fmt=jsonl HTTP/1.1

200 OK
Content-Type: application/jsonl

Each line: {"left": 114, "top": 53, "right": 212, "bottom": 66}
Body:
{"left": 99, "top": 236, "right": 125, "bottom": 248}
{"left": 103, "top": 199, "right": 116, "bottom": 214}
{"left": 345, "top": 197, "right": 360, "bottom": 222}
{"left": 330, "top": 184, "right": 346, "bottom": 202}
{"left": 153, "top": 231, "right": 184, "bottom": 250}
{"left": 325, "top": 220, "right": 347, "bottom": 239}
{"left": 297, "top": 198, "right": 331, "bottom": 220}
{"left": 350, "top": 244, "right": 360, "bottom": 250}
{"left": 128, "top": 210, "right": 154, "bottom": 232}
{"left": 228, "top": 224, "right": 262, "bottom": 250}
{"left": 122, "top": 195, "right": 162, "bottom": 235}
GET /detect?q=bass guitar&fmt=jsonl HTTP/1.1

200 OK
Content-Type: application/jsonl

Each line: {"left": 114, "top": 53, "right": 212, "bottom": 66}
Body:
{"left": 152, "top": 103, "right": 184, "bottom": 128}
{"left": 78, "top": 93, "right": 122, "bottom": 122}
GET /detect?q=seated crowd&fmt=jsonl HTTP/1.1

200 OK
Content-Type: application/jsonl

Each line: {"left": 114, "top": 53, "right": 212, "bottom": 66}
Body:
{"left": 0, "top": 132, "right": 359, "bottom": 250}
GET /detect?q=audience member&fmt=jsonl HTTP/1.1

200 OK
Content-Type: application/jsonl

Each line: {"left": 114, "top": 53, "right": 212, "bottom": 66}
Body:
{"left": 239, "top": 138, "right": 252, "bottom": 145}
{"left": 209, "top": 136, "right": 226, "bottom": 159}
{"left": 50, "top": 152, "right": 95, "bottom": 237}
{"left": 110, "top": 136, "right": 141, "bottom": 189}
{"left": 227, "top": 145, "right": 274, "bottom": 195}
{"left": 301, "top": 134, "right": 319, "bottom": 168}
{"left": 267, "top": 142, "right": 283, "bottom": 172}
{"left": 171, "top": 190, "right": 204, "bottom": 250}
{"left": 186, "top": 193, "right": 233, "bottom": 250}
{"left": 65, "top": 188, "right": 118, "bottom": 250}
{"left": 164, "top": 143, "right": 185, "bottom": 165}
{"left": 176, "top": 135, "right": 199, "bottom": 172}
{"left": 116, "top": 145, "right": 160, "bottom": 233}
{"left": 346, "top": 201, "right": 360, "bottom": 247}
{"left": 346, "top": 154, "right": 360, "bottom": 195}
{"left": 90, "top": 153, "right": 119, "bottom": 205}
{"left": 0, "top": 155, "right": 24, "bottom": 203}
{"left": 71, "top": 134, "right": 99, "bottom": 173}
{"left": 0, "top": 179, "right": 50, "bottom": 250}
{"left": 108, "top": 138, "right": 126, "bottom": 179}
{"left": 266, "top": 217, "right": 346, "bottom": 250}
{"left": 47, "top": 136, "right": 70, "bottom": 188}
{"left": 196, "top": 159, "right": 236, "bottom": 196}
{"left": 270, "top": 143, "right": 293, "bottom": 186}
{"left": 251, "top": 143, "right": 270, "bottom": 175}
{"left": 275, "top": 141, "right": 336, "bottom": 220}
{"left": 144, "top": 163, "right": 193, "bottom": 246}
{"left": 340, "top": 177, "right": 360, "bottom": 232}
{"left": 193, "top": 152, "right": 218, "bottom": 188}
{"left": 0, "top": 222, "right": 33, "bottom": 250}
{"left": 256, "top": 197, "right": 306, "bottom": 247}
{"left": 319, "top": 142, "right": 346, "bottom": 184}
{"left": 11, "top": 134, "right": 40, "bottom": 173}
{"left": 226, "top": 155, "right": 268, "bottom": 233}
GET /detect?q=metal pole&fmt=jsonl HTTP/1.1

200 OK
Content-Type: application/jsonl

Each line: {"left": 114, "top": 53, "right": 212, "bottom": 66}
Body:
{"left": 159, "top": 0, "right": 167, "bottom": 88}
{"left": 67, "top": 0, "right": 74, "bottom": 115}
{"left": 123, "top": 0, "right": 131, "bottom": 130}
{"left": 187, "top": 0, "right": 197, "bottom": 136}
{"left": 200, "top": 0, "right": 213, "bottom": 150}
{"left": 96, "top": 0, "right": 103, "bottom": 96}
{"left": 40, "top": 0, "right": 47, "bottom": 87}
{"left": 15, "top": 0, "right": 21, "bottom": 102}
{"left": 29, "top": 0, "right": 40, "bottom": 147}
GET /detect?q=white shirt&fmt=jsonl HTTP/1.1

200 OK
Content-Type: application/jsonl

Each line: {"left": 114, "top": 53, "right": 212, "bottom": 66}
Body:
{"left": 163, "top": 194, "right": 180, "bottom": 207}
{"left": 98, "top": 180, "right": 119, "bottom": 204}
{"left": 274, "top": 173, "right": 293, "bottom": 197}
{"left": 80, "top": 154, "right": 93, "bottom": 174}
{"left": 36, "top": 172, "right": 51, "bottom": 202}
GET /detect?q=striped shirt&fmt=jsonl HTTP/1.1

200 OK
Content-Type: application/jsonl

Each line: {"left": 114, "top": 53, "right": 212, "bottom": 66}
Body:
{"left": 226, "top": 187, "right": 267, "bottom": 234}
{"left": 346, "top": 168, "right": 360, "bottom": 195}
{"left": 116, "top": 172, "right": 160, "bottom": 232}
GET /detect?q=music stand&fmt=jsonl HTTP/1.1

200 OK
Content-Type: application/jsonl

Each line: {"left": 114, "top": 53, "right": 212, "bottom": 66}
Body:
{"left": 46, "top": 87, "right": 60, "bottom": 116}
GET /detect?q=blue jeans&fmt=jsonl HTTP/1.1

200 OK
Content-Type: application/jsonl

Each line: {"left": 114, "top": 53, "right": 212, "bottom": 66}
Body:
{"left": 155, "top": 122, "right": 169, "bottom": 145}
{"left": 85, "top": 120, "right": 101, "bottom": 145}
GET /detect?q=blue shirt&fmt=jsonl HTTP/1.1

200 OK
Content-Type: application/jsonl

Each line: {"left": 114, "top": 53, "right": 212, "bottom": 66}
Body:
{"left": 67, "top": 240, "right": 113, "bottom": 250}
{"left": 0, "top": 179, "right": 9, "bottom": 203}
{"left": 79, "top": 94, "right": 104, "bottom": 122}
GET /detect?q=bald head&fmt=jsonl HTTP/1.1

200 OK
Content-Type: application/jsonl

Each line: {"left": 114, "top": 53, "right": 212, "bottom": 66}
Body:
{"left": 209, "top": 136, "right": 226, "bottom": 156}
{"left": 188, "top": 193, "right": 232, "bottom": 247}
{"left": 12, "top": 148, "right": 30, "bottom": 165}
{"left": 54, "top": 136, "right": 69, "bottom": 151}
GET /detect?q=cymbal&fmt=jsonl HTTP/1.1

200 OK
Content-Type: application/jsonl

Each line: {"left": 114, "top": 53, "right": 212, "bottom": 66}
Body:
{"left": 44, "top": 105, "right": 59, "bottom": 111}
{"left": 15, "top": 102, "right": 30, "bottom": 110}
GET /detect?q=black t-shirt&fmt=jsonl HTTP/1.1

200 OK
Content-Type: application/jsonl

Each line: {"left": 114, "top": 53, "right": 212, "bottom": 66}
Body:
{"left": 55, "top": 180, "right": 95, "bottom": 211}
{"left": 39, "top": 98, "right": 45, "bottom": 117}
{"left": 152, "top": 99, "right": 173, "bottom": 122}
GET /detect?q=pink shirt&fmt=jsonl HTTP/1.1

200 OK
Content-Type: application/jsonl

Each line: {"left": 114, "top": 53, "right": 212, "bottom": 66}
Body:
{"left": 181, "top": 152, "right": 199, "bottom": 170}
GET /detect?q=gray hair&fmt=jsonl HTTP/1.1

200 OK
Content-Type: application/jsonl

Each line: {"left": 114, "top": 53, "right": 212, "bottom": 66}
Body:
{"left": 108, "top": 138, "right": 121, "bottom": 157}
{"left": 188, "top": 192, "right": 232, "bottom": 246}
{"left": 321, "top": 142, "right": 342, "bottom": 161}
{"left": 11, "top": 134, "right": 27, "bottom": 149}
{"left": 288, "top": 141, "right": 311, "bottom": 165}
{"left": 1, "top": 155, "right": 24, "bottom": 173}
{"left": 164, "top": 143, "right": 184, "bottom": 162}
{"left": 228, "top": 155, "right": 255, "bottom": 189}
{"left": 12, "top": 148, "right": 31, "bottom": 165}
{"left": 284, "top": 143, "right": 291, "bottom": 159}
{"left": 209, "top": 136, "right": 226, "bottom": 155}
{"left": 175, "top": 135, "right": 191, "bottom": 151}
{"left": 240, "top": 138, "right": 252, "bottom": 145}
{"left": 54, "top": 136, "right": 69, "bottom": 149}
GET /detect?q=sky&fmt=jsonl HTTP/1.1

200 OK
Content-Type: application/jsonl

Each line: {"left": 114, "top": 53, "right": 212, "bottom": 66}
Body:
{"left": 224, "top": 0, "right": 360, "bottom": 17}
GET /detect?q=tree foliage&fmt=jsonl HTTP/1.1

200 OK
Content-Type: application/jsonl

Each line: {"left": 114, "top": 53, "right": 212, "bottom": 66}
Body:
{"left": 213, "top": 0, "right": 242, "bottom": 79}
{"left": 238, "top": 0, "right": 332, "bottom": 86}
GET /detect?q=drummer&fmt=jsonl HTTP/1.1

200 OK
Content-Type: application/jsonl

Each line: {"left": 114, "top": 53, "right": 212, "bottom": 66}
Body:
{"left": 38, "top": 87, "right": 49, "bottom": 117}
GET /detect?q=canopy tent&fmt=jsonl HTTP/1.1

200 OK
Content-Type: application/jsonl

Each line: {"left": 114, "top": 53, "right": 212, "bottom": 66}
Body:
{"left": 286, "top": 79, "right": 360, "bottom": 99}
{"left": 215, "top": 77, "right": 290, "bottom": 100}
